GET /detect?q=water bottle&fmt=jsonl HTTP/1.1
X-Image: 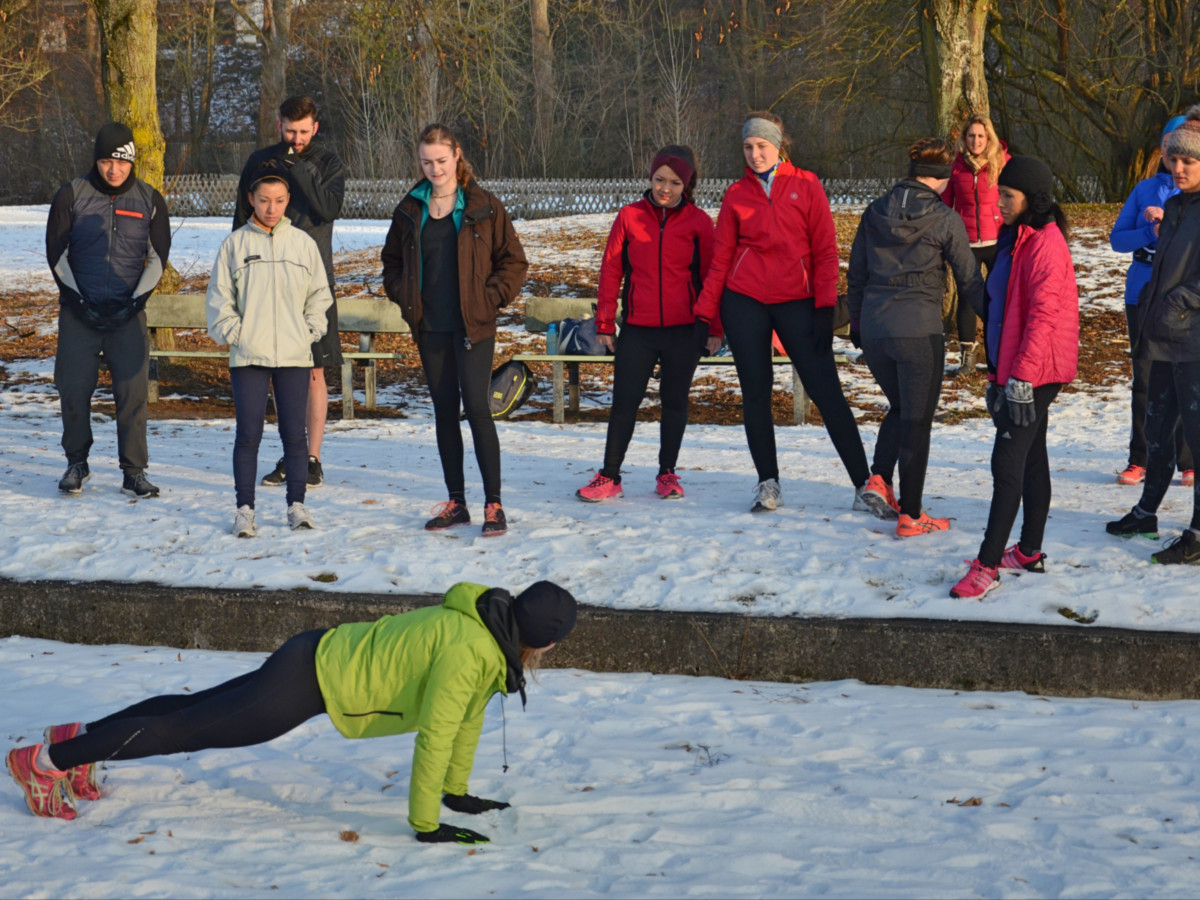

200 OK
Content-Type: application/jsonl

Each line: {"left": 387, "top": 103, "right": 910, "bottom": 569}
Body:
{"left": 546, "top": 322, "right": 558, "bottom": 355}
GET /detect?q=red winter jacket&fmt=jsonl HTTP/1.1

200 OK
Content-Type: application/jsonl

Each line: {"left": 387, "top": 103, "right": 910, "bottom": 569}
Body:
{"left": 596, "top": 194, "right": 716, "bottom": 336}
{"left": 694, "top": 160, "right": 839, "bottom": 327}
{"left": 992, "top": 222, "right": 1078, "bottom": 388}
{"left": 941, "top": 144, "right": 1010, "bottom": 244}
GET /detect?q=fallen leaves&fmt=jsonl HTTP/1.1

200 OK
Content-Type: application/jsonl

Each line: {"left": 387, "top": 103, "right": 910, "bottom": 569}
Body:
{"left": 340, "top": 830, "right": 359, "bottom": 842}
{"left": 946, "top": 796, "right": 983, "bottom": 807}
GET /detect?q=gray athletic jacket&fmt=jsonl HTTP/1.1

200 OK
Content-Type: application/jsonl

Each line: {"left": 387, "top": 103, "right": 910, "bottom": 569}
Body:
{"left": 846, "top": 180, "right": 983, "bottom": 339}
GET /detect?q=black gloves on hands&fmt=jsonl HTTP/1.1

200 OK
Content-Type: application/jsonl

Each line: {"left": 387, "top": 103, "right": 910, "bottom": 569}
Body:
{"left": 693, "top": 319, "right": 712, "bottom": 356}
{"left": 848, "top": 316, "right": 861, "bottom": 349}
{"left": 985, "top": 382, "right": 1005, "bottom": 427}
{"left": 812, "top": 305, "right": 834, "bottom": 356}
{"left": 442, "top": 793, "right": 511, "bottom": 815}
{"left": 1004, "top": 378, "right": 1036, "bottom": 428}
{"left": 415, "top": 823, "right": 490, "bottom": 845}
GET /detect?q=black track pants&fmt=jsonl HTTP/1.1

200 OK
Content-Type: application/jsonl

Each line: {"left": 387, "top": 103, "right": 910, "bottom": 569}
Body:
{"left": 1125, "top": 306, "right": 1193, "bottom": 470}
{"left": 1136, "top": 360, "right": 1200, "bottom": 530}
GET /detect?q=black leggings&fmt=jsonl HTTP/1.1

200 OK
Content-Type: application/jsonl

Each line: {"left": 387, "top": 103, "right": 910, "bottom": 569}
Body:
{"left": 48, "top": 630, "right": 328, "bottom": 771}
{"left": 1125, "top": 306, "right": 1193, "bottom": 470}
{"left": 720, "top": 289, "right": 869, "bottom": 486}
{"left": 977, "top": 384, "right": 1061, "bottom": 567}
{"left": 956, "top": 245, "right": 995, "bottom": 344}
{"left": 1137, "top": 360, "right": 1200, "bottom": 530}
{"left": 860, "top": 334, "right": 945, "bottom": 518}
{"left": 602, "top": 323, "right": 700, "bottom": 479}
{"left": 417, "top": 331, "right": 502, "bottom": 505}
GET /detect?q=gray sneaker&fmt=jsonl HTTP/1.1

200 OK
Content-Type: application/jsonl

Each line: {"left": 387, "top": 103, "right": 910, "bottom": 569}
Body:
{"left": 233, "top": 505, "right": 257, "bottom": 538}
{"left": 121, "top": 471, "right": 160, "bottom": 498}
{"left": 751, "top": 478, "right": 783, "bottom": 512}
{"left": 58, "top": 461, "right": 91, "bottom": 494}
{"left": 287, "top": 502, "right": 315, "bottom": 531}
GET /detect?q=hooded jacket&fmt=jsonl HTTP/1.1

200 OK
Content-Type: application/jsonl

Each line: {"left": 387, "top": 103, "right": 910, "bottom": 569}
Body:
{"left": 1110, "top": 171, "right": 1179, "bottom": 306}
{"left": 313, "top": 583, "right": 522, "bottom": 833}
{"left": 596, "top": 192, "right": 716, "bottom": 335}
{"left": 694, "top": 159, "right": 839, "bottom": 327}
{"left": 941, "top": 142, "right": 1010, "bottom": 244}
{"left": 380, "top": 179, "right": 528, "bottom": 344}
{"left": 205, "top": 216, "right": 332, "bottom": 368}
{"left": 846, "top": 180, "right": 983, "bottom": 340}
{"left": 46, "top": 167, "right": 170, "bottom": 330}
{"left": 988, "top": 222, "right": 1079, "bottom": 387}
{"left": 1135, "top": 189, "right": 1200, "bottom": 363}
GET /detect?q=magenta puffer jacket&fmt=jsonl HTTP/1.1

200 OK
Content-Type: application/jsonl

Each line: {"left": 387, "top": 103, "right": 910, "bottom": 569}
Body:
{"left": 941, "top": 144, "right": 1010, "bottom": 243}
{"left": 993, "top": 222, "right": 1078, "bottom": 388}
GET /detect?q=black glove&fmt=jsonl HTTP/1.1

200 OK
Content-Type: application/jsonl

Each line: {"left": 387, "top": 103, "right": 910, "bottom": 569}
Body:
{"left": 442, "top": 793, "right": 511, "bottom": 815}
{"left": 1005, "top": 378, "right": 1036, "bottom": 428}
{"left": 414, "top": 824, "right": 490, "bottom": 845}
{"left": 693, "top": 319, "right": 711, "bottom": 355}
{"left": 848, "top": 317, "right": 861, "bottom": 349}
{"left": 985, "top": 382, "right": 1005, "bottom": 427}
{"left": 812, "top": 305, "right": 834, "bottom": 355}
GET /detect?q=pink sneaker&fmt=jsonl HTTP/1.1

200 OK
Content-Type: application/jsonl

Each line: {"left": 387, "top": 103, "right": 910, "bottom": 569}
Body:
{"left": 950, "top": 559, "right": 1000, "bottom": 599}
{"left": 998, "top": 544, "right": 1046, "bottom": 573}
{"left": 655, "top": 473, "right": 684, "bottom": 499}
{"left": 43, "top": 722, "right": 99, "bottom": 801}
{"left": 1183, "top": 469, "right": 1195, "bottom": 487}
{"left": 6, "top": 744, "right": 76, "bottom": 820}
{"left": 576, "top": 473, "right": 623, "bottom": 502}
{"left": 1117, "top": 464, "right": 1146, "bottom": 485}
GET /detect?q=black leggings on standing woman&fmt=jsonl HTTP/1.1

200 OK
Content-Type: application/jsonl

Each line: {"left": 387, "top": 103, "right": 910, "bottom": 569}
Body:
{"left": 417, "top": 331, "right": 502, "bottom": 505}
{"left": 720, "top": 289, "right": 870, "bottom": 487}
{"left": 601, "top": 323, "right": 699, "bottom": 479}
{"left": 48, "top": 630, "right": 328, "bottom": 771}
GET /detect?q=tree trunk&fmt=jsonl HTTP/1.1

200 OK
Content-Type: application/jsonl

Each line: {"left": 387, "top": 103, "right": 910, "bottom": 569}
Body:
{"left": 231, "top": 0, "right": 290, "bottom": 146}
{"left": 530, "top": 0, "right": 553, "bottom": 175}
{"left": 920, "top": 0, "right": 991, "bottom": 136}
{"left": 415, "top": 17, "right": 438, "bottom": 126}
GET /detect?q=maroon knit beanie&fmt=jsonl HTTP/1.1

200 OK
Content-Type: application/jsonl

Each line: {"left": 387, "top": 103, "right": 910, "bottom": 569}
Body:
{"left": 650, "top": 151, "right": 694, "bottom": 186}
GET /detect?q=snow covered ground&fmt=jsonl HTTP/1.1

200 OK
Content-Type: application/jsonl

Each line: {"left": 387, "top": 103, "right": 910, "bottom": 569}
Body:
{"left": 3, "top": 636, "right": 1200, "bottom": 899}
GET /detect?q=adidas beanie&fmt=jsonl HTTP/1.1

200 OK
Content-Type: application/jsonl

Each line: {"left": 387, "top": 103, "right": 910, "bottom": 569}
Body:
{"left": 94, "top": 123, "right": 136, "bottom": 163}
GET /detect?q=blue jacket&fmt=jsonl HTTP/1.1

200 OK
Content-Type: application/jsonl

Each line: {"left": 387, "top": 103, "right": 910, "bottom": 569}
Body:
{"left": 1110, "top": 171, "right": 1178, "bottom": 305}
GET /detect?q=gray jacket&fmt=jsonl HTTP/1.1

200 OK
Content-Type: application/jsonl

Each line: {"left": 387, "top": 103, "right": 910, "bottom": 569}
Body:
{"left": 1136, "top": 189, "right": 1200, "bottom": 363}
{"left": 846, "top": 180, "right": 983, "bottom": 339}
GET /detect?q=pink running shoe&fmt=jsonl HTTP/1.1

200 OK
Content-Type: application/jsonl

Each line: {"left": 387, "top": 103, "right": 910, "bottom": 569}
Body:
{"left": 6, "top": 744, "right": 76, "bottom": 820}
{"left": 43, "top": 722, "right": 99, "bottom": 801}
{"left": 998, "top": 544, "right": 1046, "bottom": 573}
{"left": 1183, "top": 469, "right": 1195, "bottom": 488}
{"left": 576, "top": 473, "right": 623, "bottom": 502}
{"left": 1117, "top": 464, "right": 1146, "bottom": 485}
{"left": 950, "top": 559, "right": 1000, "bottom": 599}
{"left": 655, "top": 473, "right": 684, "bottom": 499}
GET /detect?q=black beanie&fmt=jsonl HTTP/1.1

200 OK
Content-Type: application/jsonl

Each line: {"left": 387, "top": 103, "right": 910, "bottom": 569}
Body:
{"left": 94, "top": 123, "right": 136, "bottom": 163}
{"left": 997, "top": 155, "right": 1055, "bottom": 215}
{"left": 513, "top": 581, "right": 578, "bottom": 649}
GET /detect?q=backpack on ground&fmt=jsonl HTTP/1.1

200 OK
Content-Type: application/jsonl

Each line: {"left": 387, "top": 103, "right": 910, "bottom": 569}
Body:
{"left": 488, "top": 360, "right": 537, "bottom": 419}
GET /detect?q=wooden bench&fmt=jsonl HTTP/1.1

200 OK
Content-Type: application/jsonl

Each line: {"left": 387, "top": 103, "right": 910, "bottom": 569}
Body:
{"left": 144, "top": 294, "right": 410, "bottom": 420}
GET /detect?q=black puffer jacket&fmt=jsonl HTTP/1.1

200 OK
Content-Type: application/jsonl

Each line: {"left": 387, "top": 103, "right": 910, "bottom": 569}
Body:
{"left": 846, "top": 180, "right": 983, "bottom": 339}
{"left": 1136, "top": 189, "right": 1200, "bottom": 363}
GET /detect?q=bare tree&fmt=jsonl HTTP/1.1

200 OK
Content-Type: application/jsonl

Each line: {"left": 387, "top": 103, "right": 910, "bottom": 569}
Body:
{"left": 0, "top": 0, "right": 49, "bottom": 130}
{"left": 530, "top": 0, "right": 553, "bottom": 173}
{"left": 920, "top": 0, "right": 991, "bottom": 135}
{"left": 230, "top": 0, "right": 290, "bottom": 146}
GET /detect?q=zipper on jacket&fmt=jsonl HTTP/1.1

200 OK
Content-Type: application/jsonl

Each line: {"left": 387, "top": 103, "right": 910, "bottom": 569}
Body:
{"left": 343, "top": 710, "right": 406, "bottom": 718}
{"left": 104, "top": 195, "right": 115, "bottom": 304}
{"left": 973, "top": 173, "right": 982, "bottom": 240}
{"left": 658, "top": 207, "right": 668, "bottom": 326}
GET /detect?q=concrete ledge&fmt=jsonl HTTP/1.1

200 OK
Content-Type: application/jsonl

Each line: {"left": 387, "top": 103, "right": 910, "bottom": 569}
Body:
{"left": 3, "top": 578, "right": 1200, "bottom": 700}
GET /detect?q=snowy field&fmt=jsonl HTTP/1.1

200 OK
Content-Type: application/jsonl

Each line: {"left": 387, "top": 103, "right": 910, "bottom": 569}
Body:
{"left": 4, "top": 636, "right": 1200, "bottom": 899}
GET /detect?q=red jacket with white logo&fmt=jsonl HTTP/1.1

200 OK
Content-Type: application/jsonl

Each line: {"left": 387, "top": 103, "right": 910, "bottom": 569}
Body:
{"left": 596, "top": 194, "right": 716, "bottom": 335}
{"left": 941, "top": 143, "right": 1010, "bottom": 244}
{"left": 694, "top": 159, "right": 839, "bottom": 327}
{"left": 993, "top": 222, "right": 1078, "bottom": 388}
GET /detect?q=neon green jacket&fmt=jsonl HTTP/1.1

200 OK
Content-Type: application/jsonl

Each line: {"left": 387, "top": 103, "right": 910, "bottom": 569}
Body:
{"left": 313, "top": 582, "right": 509, "bottom": 832}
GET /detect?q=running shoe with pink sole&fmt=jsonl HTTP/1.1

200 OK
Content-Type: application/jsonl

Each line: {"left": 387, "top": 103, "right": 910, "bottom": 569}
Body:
{"left": 577, "top": 473, "right": 623, "bottom": 502}
{"left": 43, "top": 722, "right": 100, "bottom": 801}
{"left": 6, "top": 744, "right": 76, "bottom": 820}
{"left": 950, "top": 559, "right": 1000, "bottom": 599}
{"left": 655, "top": 473, "right": 684, "bottom": 499}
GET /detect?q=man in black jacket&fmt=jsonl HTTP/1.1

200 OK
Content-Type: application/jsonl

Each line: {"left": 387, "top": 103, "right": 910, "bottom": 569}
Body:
{"left": 47, "top": 123, "right": 171, "bottom": 498}
{"left": 233, "top": 96, "right": 346, "bottom": 489}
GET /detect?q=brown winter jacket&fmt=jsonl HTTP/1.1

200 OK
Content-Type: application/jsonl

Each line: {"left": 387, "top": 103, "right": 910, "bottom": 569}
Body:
{"left": 380, "top": 179, "right": 528, "bottom": 343}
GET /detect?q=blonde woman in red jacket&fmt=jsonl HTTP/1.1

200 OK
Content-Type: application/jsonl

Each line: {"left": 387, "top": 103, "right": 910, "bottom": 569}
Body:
{"left": 951, "top": 156, "right": 1079, "bottom": 599}
{"left": 942, "top": 115, "right": 1010, "bottom": 371}
{"left": 694, "top": 111, "right": 876, "bottom": 515}
{"left": 576, "top": 146, "right": 718, "bottom": 501}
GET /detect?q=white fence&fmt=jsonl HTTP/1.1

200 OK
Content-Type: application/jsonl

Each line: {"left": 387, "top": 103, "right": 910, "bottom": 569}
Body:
{"left": 164, "top": 174, "right": 901, "bottom": 219}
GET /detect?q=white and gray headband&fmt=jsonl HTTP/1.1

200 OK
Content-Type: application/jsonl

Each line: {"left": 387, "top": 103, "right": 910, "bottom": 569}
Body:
{"left": 742, "top": 117, "right": 783, "bottom": 150}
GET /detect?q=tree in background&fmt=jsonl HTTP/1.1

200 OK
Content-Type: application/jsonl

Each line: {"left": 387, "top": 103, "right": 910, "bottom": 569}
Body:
{"left": 230, "top": 0, "right": 289, "bottom": 147}
{"left": 0, "top": 0, "right": 50, "bottom": 130}
{"left": 921, "top": 0, "right": 990, "bottom": 133}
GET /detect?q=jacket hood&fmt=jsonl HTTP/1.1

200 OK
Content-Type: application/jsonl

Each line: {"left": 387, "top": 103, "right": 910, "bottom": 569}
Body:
{"left": 468, "top": 587, "right": 527, "bottom": 706}
{"left": 867, "top": 180, "right": 948, "bottom": 243}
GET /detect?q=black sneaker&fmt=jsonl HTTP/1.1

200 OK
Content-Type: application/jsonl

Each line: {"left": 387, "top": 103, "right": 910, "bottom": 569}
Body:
{"left": 121, "top": 471, "right": 160, "bottom": 499}
{"left": 1152, "top": 531, "right": 1200, "bottom": 565}
{"left": 307, "top": 456, "right": 323, "bottom": 488}
{"left": 425, "top": 500, "right": 470, "bottom": 531}
{"left": 1105, "top": 509, "right": 1158, "bottom": 539}
{"left": 58, "top": 461, "right": 91, "bottom": 494}
{"left": 482, "top": 502, "right": 507, "bottom": 537}
{"left": 260, "top": 457, "right": 286, "bottom": 487}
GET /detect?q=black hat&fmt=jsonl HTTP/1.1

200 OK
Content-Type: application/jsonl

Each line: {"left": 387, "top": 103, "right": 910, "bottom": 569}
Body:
{"left": 248, "top": 158, "right": 289, "bottom": 192}
{"left": 94, "top": 123, "right": 136, "bottom": 163}
{"left": 513, "top": 581, "right": 578, "bottom": 649}
{"left": 997, "top": 155, "right": 1056, "bottom": 215}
